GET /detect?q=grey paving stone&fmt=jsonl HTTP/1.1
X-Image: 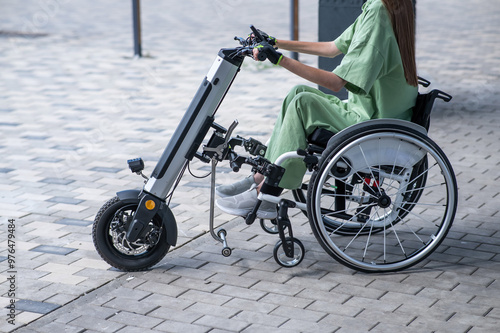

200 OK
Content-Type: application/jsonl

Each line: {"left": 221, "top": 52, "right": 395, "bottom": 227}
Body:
{"left": 54, "top": 218, "right": 93, "bottom": 226}
{"left": 90, "top": 167, "right": 122, "bottom": 173}
{"left": 134, "top": 280, "right": 187, "bottom": 298}
{"left": 101, "top": 297, "right": 158, "bottom": 316}
{"left": 68, "top": 316, "right": 125, "bottom": 333}
{"left": 192, "top": 315, "right": 251, "bottom": 332}
{"left": 178, "top": 289, "right": 232, "bottom": 307}
{"left": 30, "top": 245, "right": 77, "bottom": 256}
{"left": 39, "top": 178, "right": 75, "bottom": 185}
{"left": 153, "top": 320, "right": 208, "bottom": 333}
{"left": 107, "top": 311, "right": 163, "bottom": 329}
{"left": 46, "top": 196, "right": 84, "bottom": 205}
{"left": 21, "top": 322, "right": 84, "bottom": 333}
{"left": 15, "top": 300, "right": 60, "bottom": 314}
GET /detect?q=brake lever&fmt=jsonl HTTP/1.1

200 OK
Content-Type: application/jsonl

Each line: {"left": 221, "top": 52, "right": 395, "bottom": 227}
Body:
{"left": 203, "top": 120, "right": 239, "bottom": 159}
{"left": 234, "top": 36, "right": 247, "bottom": 46}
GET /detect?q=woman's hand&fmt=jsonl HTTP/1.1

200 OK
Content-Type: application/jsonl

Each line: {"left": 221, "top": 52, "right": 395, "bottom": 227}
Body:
{"left": 250, "top": 29, "right": 277, "bottom": 46}
{"left": 252, "top": 42, "right": 283, "bottom": 65}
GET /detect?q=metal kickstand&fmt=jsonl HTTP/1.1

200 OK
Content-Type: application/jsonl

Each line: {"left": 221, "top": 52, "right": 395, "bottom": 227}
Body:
{"left": 209, "top": 157, "right": 232, "bottom": 257}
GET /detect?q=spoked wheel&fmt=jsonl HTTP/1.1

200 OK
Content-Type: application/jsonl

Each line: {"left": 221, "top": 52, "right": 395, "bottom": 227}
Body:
{"left": 273, "top": 237, "right": 305, "bottom": 268}
{"left": 294, "top": 176, "right": 379, "bottom": 236}
{"left": 307, "top": 121, "right": 457, "bottom": 273}
{"left": 92, "top": 196, "right": 171, "bottom": 271}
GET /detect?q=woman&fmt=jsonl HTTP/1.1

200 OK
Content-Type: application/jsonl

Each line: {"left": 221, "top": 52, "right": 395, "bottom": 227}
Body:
{"left": 216, "top": 0, "right": 418, "bottom": 219}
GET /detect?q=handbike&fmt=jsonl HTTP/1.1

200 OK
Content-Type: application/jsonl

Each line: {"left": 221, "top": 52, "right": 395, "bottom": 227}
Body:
{"left": 92, "top": 27, "right": 457, "bottom": 273}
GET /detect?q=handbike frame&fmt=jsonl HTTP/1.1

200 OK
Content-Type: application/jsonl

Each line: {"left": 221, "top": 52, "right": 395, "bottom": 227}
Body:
{"left": 125, "top": 26, "right": 282, "bottom": 251}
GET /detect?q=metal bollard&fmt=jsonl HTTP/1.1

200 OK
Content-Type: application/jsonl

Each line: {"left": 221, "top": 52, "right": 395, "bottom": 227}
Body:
{"left": 132, "top": 0, "right": 142, "bottom": 58}
{"left": 290, "top": 0, "right": 299, "bottom": 60}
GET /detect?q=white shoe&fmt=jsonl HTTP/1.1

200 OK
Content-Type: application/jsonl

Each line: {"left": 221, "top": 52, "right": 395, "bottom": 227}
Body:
{"left": 216, "top": 189, "right": 277, "bottom": 219}
{"left": 215, "top": 174, "right": 256, "bottom": 198}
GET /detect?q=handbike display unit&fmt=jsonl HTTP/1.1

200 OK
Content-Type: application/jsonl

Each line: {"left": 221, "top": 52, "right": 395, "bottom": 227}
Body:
{"left": 92, "top": 27, "right": 457, "bottom": 273}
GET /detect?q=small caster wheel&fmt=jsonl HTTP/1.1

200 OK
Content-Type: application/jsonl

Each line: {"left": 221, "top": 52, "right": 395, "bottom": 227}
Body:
{"left": 260, "top": 218, "right": 279, "bottom": 234}
{"left": 222, "top": 247, "right": 232, "bottom": 257}
{"left": 273, "top": 237, "right": 305, "bottom": 268}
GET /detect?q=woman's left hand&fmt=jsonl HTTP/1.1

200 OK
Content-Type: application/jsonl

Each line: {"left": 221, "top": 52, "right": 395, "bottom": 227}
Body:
{"left": 252, "top": 42, "right": 283, "bottom": 65}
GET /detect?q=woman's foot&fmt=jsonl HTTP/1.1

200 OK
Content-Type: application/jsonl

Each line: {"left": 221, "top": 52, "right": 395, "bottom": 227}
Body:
{"left": 215, "top": 174, "right": 257, "bottom": 198}
{"left": 216, "top": 188, "right": 277, "bottom": 219}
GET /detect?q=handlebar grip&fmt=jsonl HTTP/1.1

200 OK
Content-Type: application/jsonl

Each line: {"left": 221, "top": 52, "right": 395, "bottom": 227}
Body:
{"left": 437, "top": 90, "right": 453, "bottom": 102}
{"left": 257, "top": 51, "right": 267, "bottom": 61}
{"left": 230, "top": 161, "right": 240, "bottom": 172}
{"left": 229, "top": 151, "right": 241, "bottom": 172}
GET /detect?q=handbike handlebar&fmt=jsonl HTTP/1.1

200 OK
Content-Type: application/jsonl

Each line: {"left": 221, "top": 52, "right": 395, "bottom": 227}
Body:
{"left": 250, "top": 25, "right": 265, "bottom": 42}
{"left": 250, "top": 25, "right": 268, "bottom": 61}
{"left": 231, "top": 25, "right": 268, "bottom": 61}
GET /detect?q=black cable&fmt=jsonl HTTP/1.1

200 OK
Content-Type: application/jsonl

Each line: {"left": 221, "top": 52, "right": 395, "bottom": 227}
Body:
{"left": 166, "top": 162, "right": 188, "bottom": 206}
{"left": 187, "top": 161, "right": 212, "bottom": 179}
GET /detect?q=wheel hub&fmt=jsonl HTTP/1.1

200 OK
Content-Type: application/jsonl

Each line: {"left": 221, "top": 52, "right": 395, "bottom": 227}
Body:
{"left": 377, "top": 193, "right": 392, "bottom": 208}
{"left": 110, "top": 209, "right": 161, "bottom": 256}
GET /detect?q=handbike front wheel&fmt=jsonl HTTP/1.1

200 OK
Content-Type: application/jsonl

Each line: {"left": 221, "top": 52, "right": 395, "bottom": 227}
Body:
{"left": 307, "top": 122, "right": 457, "bottom": 273}
{"left": 92, "top": 196, "right": 171, "bottom": 271}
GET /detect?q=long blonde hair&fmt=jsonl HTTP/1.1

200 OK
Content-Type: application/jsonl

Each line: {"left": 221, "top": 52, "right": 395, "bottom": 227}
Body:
{"left": 381, "top": 0, "right": 418, "bottom": 87}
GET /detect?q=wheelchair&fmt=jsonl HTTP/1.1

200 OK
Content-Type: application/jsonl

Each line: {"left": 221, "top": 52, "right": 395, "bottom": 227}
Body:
{"left": 252, "top": 78, "right": 457, "bottom": 272}
{"left": 92, "top": 26, "right": 457, "bottom": 274}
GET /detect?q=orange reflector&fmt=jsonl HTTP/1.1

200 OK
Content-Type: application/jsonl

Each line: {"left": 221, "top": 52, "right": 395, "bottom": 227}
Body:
{"left": 145, "top": 200, "right": 156, "bottom": 210}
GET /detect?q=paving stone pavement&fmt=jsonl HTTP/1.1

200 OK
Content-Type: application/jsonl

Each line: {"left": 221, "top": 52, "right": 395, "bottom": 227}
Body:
{"left": 0, "top": 0, "right": 499, "bottom": 332}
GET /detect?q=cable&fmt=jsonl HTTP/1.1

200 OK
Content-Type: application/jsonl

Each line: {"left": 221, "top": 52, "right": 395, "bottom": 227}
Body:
{"left": 166, "top": 162, "right": 188, "bottom": 206}
{"left": 187, "top": 160, "right": 212, "bottom": 179}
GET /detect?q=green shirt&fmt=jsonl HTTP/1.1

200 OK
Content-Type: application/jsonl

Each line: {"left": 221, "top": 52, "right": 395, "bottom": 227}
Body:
{"left": 333, "top": 0, "right": 417, "bottom": 121}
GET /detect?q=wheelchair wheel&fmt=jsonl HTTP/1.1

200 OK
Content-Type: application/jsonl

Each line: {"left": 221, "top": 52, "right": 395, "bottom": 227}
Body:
{"left": 307, "top": 121, "right": 457, "bottom": 273}
{"left": 273, "top": 237, "right": 305, "bottom": 268}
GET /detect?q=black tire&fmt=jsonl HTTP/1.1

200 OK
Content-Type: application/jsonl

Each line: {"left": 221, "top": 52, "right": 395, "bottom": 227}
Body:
{"left": 307, "top": 122, "right": 457, "bottom": 273}
{"left": 92, "top": 196, "right": 171, "bottom": 271}
{"left": 273, "top": 237, "right": 305, "bottom": 268}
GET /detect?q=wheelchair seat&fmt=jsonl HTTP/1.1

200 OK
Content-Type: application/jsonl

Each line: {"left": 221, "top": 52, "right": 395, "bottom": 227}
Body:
{"left": 307, "top": 127, "right": 335, "bottom": 152}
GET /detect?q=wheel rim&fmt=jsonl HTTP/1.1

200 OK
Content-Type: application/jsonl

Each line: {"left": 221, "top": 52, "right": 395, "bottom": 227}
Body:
{"left": 107, "top": 204, "right": 163, "bottom": 257}
{"left": 312, "top": 132, "right": 456, "bottom": 272}
{"left": 274, "top": 238, "right": 304, "bottom": 267}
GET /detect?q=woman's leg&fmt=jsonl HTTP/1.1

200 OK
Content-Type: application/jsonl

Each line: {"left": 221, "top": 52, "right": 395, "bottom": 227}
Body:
{"left": 216, "top": 85, "right": 314, "bottom": 197}
{"left": 265, "top": 87, "right": 363, "bottom": 189}
{"left": 216, "top": 85, "right": 361, "bottom": 218}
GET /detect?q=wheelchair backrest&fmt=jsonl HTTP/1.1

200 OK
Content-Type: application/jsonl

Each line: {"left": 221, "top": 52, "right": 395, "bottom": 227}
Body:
{"left": 411, "top": 77, "right": 452, "bottom": 130}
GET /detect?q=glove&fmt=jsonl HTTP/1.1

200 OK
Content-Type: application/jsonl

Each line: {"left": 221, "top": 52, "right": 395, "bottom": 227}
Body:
{"left": 255, "top": 42, "right": 283, "bottom": 65}
{"left": 257, "top": 29, "right": 277, "bottom": 46}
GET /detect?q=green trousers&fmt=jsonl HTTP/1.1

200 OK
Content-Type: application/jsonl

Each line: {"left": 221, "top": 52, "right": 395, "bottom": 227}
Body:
{"left": 264, "top": 85, "right": 366, "bottom": 189}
